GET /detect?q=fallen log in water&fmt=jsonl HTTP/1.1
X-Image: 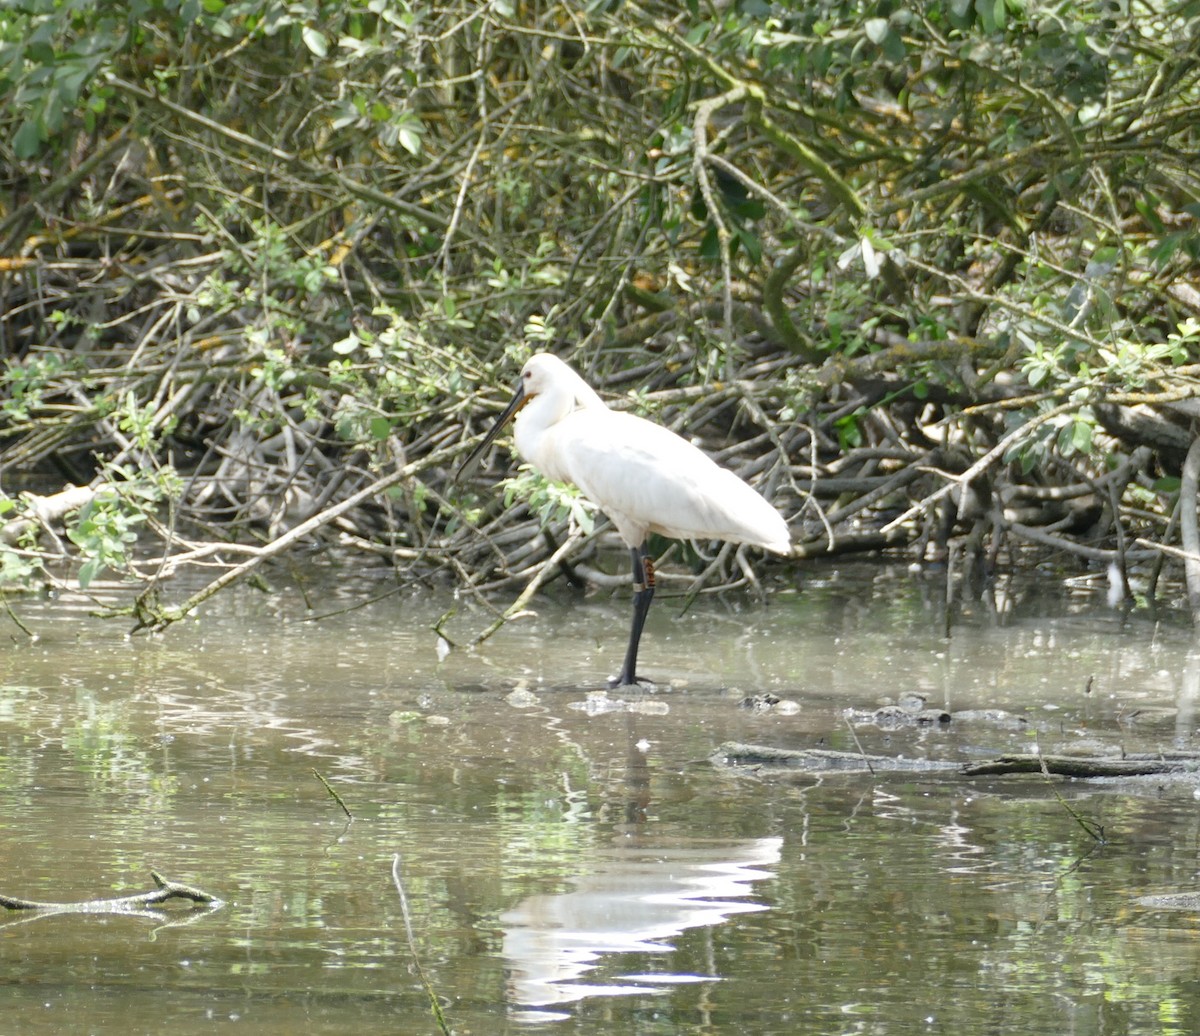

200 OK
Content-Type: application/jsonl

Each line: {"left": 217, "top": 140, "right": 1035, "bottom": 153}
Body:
{"left": 713, "top": 742, "right": 1200, "bottom": 781}
{"left": 960, "top": 752, "right": 1200, "bottom": 778}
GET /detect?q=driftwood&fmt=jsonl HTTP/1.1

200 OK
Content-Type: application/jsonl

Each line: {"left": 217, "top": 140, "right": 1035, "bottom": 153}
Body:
{"left": 960, "top": 752, "right": 1200, "bottom": 778}
{"left": 0, "top": 484, "right": 113, "bottom": 546}
{"left": 715, "top": 742, "right": 1200, "bottom": 780}
{"left": 0, "top": 870, "right": 222, "bottom": 914}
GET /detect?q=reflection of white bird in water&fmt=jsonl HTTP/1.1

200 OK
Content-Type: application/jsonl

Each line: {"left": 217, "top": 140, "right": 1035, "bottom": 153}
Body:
{"left": 460, "top": 353, "right": 791, "bottom": 687}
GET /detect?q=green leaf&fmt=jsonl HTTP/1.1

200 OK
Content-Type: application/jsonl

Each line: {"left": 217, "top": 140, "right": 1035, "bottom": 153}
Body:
{"left": 1149, "top": 232, "right": 1185, "bottom": 269}
{"left": 834, "top": 410, "right": 864, "bottom": 450}
{"left": 369, "top": 416, "right": 392, "bottom": 440}
{"left": 397, "top": 123, "right": 422, "bottom": 155}
{"left": 574, "top": 502, "right": 594, "bottom": 535}
{"left": 976, "top": 0, "right": 999, "bottom": 31}
{"left": 12, "top": 120, "right": 43, "bottom": 159}
{"left": 1135, "top": 194, "right": 1164, "bottom": 234}
{"left": 302, "top": 26, "right": 328, "bottom": 57}
{"left": 864, "top": 18, "right": 890, "bottom": 44}
{"left": 882, "top": 30, "right": 906, "bottom": 63}
{"left": 735, "top": 225, "right": 762, "bottom": 264}
{"left": 77, "top": 556, "right": 101, "bottom": 590}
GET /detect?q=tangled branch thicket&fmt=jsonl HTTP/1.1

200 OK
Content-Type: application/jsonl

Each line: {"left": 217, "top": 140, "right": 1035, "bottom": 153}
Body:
{"left": 4, "top": 0, "right": 1200, "bottom": 626}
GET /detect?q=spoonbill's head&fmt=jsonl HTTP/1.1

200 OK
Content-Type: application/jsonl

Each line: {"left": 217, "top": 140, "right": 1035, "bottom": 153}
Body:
{"left": 457, "top": 354, "right": 603, "bottom": 482}
{"left": 456, "top": 353, "right": 564, "bottom": 482}
{"left": 516, "top": 352, "right": 575, "bottom": 399}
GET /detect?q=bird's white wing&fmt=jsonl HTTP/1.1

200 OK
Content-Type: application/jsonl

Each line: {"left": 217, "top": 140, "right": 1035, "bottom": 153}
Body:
{"left": 556, "top": 410, "right": 789, "bottom": 552}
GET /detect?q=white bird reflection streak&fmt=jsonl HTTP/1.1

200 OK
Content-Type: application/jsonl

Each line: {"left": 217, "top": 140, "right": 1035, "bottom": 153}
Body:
{"left": 501, "top": 837, "right": 782, "bottom": 1019}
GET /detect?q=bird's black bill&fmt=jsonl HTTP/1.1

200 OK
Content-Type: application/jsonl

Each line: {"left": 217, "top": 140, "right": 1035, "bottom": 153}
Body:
{"left": 455, "top": 383, "right": 526, "bottom": 483}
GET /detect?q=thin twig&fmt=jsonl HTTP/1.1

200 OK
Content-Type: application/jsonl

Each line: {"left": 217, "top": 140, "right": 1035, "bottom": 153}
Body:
{"left": 0, "top": 594, "right": 35, "bottom": 638}
{"left": 391, "top": 854, "right": 451, "bottom": 1036}
{"left": 841, "top": 714, "right": 876, "bottom": 777}
{"left": 311, "top": 769, "right": 353, "bottom": 820}
{"left": 881, "top": 401, "right": 1081, "bottom": 534}
{"left": 471, "top": 528, "right": 584, "bottom": 647}
{"left": 1035, "top": 739, "right": 1106, "bottom": 844}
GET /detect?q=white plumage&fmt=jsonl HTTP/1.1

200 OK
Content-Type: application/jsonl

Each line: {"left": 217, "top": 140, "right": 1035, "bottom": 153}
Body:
{"left": 513, "top": 354, "right": 790, "bottom": 553}
{"left": 462, "top": 352, "right": 791, "bottom": 686}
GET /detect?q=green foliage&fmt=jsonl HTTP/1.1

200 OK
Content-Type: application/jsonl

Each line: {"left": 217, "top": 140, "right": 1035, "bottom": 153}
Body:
{"left": 1, "top": 353, "right": 64, "bottom": 423}
{"left": 66, "top": 470, "right": 178, "bottom": 589}
{"left": 0, "top": 548, "right": 41, "bottom": 588}
{"left": 324, "top": 306, "right": 473, "bottom": 449}
{"left": 502, "top": 467, "right": 596, "bottom": 537}
{"left": 0, "top": 498, "right": 42, "bottom": 589}
{"left": 0, "top": 0, "right": 117, "bottom": 157}
{"left": 5, "top": 0, "right": 1200, "bottom": 588}
{"left": 834, "top": 407, "right": 866, "bottom": 451}
{"left": 68, "top": 495, "right": 145, "bottom": 589}
{"left": 118, "top": 391, "right": 178, "bottom": 450}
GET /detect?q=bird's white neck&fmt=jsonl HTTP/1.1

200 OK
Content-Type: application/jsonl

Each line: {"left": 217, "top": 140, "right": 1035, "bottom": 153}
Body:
{"left": 514, "top": 366, "right": 606, "bottom": 477}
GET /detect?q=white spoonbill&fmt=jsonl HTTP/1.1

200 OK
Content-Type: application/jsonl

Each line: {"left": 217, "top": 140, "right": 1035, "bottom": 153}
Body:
{"left": 460, "top": 352, "right": 791, "bottom": 687}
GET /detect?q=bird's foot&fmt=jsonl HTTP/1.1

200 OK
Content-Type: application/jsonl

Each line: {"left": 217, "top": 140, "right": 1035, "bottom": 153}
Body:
{"left": 607, "top": 672, "right": 654, "bottom": 691}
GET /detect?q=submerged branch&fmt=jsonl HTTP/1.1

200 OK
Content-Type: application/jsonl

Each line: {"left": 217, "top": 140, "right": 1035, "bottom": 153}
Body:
{"left": 712, "top": 742, "right": 960, "bottom": 773}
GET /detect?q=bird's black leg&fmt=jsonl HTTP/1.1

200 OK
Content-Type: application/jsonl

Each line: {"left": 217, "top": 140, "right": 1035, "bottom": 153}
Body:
{"left": 611, "top": 546, "right": 655, "bottom": 688}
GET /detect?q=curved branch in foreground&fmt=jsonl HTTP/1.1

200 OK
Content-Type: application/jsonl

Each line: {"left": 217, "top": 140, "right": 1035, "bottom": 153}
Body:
{"left": 0, "top": 870, "right": 222, "bottom": 913}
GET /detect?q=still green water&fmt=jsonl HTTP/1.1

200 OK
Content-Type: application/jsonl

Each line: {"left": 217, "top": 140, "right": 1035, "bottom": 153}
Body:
{"left": 1, "top": 562, "right": 1199, "bottom": 1034}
